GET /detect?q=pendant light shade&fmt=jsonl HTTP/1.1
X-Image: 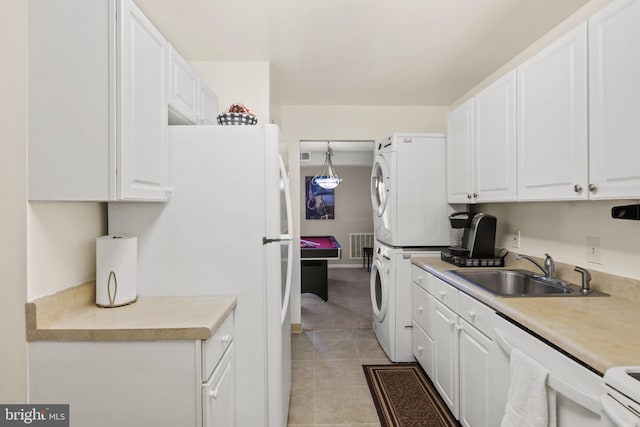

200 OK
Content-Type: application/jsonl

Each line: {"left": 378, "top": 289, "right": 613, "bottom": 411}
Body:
{"left": 312, "top": 144, "right": 343, "bottom": 189}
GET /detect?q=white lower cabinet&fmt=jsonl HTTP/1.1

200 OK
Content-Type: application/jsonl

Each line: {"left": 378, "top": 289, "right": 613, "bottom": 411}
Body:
{"left": 29, "top": 313, "right": 235, "bottom": 427}
{"left": 411, "top": 266, "right": 509, "bottom": 427}
{"left": 459, "top": 318, "right": 493, "bottom": 427}
{"left": 433, "top": 298, "right": 460, "bottom": 418}
{"left": 203, "top": 342, "right": 235, "bottom": 427}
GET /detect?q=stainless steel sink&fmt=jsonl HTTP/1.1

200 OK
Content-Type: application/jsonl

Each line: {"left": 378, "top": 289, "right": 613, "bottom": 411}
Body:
{"left": 447, "top": 269, "right": 594, "bottom": 297}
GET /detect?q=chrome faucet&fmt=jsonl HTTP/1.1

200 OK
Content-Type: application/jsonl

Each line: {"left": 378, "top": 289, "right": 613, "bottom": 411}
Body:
{"left": 515, "top": 253, "right": 556, "bottom": 280}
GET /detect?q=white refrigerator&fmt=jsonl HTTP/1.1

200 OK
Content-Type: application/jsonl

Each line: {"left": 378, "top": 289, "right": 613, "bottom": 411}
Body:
{"left": 108, "top": 124, "right": 293, "bottom": 427}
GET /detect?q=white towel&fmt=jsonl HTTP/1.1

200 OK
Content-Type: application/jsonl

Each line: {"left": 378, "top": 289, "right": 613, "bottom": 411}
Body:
{"left": 501, "top": 348, "right": 557, "bottom": 427}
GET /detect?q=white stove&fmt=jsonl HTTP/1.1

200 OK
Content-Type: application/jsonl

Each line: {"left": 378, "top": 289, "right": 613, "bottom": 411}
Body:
{"left": 602, "top": 366, "right": 640, "bottom": 426}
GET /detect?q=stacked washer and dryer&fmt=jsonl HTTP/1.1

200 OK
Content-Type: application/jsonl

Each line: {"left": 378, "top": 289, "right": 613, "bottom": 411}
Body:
{"left": 370, "top": 133, "right": 453, "bottom": 362}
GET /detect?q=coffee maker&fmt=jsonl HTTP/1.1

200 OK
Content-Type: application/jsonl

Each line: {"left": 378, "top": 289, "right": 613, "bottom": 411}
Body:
{"left": 442, "top": 212, "right": 502, "bottom": 267}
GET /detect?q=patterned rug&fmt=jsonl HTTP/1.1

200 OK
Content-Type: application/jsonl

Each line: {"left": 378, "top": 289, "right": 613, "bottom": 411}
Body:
{"left": 362, "top": 364, "right": 460, "bottom": 427}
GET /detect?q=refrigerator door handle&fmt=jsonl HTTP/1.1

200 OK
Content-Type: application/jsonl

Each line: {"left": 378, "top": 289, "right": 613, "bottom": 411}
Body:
{"left": 263, "top": 237, "right": 289, "bottom": 244}
{"left": 281, "top": 240, "right": 293, "bottom": 324}
{"left": 279, "top": 155, "right": 293, "bottom": 239}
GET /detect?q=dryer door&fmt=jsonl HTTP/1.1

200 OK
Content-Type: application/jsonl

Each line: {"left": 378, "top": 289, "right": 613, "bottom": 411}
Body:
{"left": 371, "top": 155, "right": 390, "bottom": 217}
{"left": 370, "top": 258, "right": 389, "bottom": 322}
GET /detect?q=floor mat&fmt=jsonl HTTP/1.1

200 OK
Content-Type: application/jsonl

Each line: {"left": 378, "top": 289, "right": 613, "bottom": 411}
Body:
{"left": 362, "top": 364, "right": 460, "bottom": 427}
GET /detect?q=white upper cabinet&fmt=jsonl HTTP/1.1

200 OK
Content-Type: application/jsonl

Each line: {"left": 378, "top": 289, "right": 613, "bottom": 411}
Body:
{"left": 447, "top": 71, "right": 517, "bottom": 204}
{"left": 29, "top": 0, "right": 170, "bottom": 201}
{"left": 168, "top": 47, "right": 219, "bottom": 125}
{"left": 168, "top": 46, "right": 200, "bottom": 125}
{"left": 198, "top": 83, "right": 219, "bottom": 125}
{"left": 516, "top": 23, "right": 589, "bottom": 201}
{"left": 447, "top": 99, "right": 475, "bottom": 204}
{"left": 588, "top": 0, "right": 640, "bottom": 199}
{"left": 473, "top": 70, "right": 517, "bottom": 202}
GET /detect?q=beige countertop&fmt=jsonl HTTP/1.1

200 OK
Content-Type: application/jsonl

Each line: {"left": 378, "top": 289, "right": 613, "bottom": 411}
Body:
{"left": 412, "top": 257, "right": 640, "bottom": 375}
{"left": 26, "top": 282, "right": 236, "bottom": 342}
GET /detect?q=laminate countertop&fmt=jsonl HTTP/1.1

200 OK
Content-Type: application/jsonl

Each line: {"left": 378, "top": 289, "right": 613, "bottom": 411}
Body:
{"left": 412, "top": 257, "right": 640, "bottom": 375}
{"left": 26, "top": 282, "right": 236, "bottom": 342}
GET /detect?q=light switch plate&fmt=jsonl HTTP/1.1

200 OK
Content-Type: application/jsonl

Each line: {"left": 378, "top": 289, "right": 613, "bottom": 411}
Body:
{"left": 511, "top": 230, "right": 521, "bottom": 249}
{"left": 586, "top": 236, "right": 601, "bottom": 264}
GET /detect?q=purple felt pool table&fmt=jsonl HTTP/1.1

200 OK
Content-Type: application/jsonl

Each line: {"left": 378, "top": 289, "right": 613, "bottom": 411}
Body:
{"left": 300, "top": 236, "right": 342, "bottom": 301}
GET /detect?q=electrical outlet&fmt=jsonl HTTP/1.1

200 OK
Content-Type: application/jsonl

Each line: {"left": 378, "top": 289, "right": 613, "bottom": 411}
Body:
{"left": 586, "top": 236, "right": 601, "bottom": 264}
{"left": 511, "top": 230, "right": 521, "bottom": 249}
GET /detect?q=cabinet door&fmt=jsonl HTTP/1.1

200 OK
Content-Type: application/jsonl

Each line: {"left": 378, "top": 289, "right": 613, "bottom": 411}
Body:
{"left": 459, "top": 319, "right": 492, "bottom": 427}
{"left": 517, "top": 23, "right": 588, "bottom": 201}
{"left": 588, "top": 0, "right": 640, "bottom": 199}
{"left": 447, "top": 99, "right": 475, "bottom": 204}
{"left": 198, "top": 82, "right": 219, "bottom": 125}
{"left": 474, "top": 71, "right": 517, "bottom": 202}
{"left": 433, "top": 298, "right": 459, "bottom": 418}
{"left": 118, "top": 0, "right": 170, "bottom": 201}
{"left": 168, "top": 46, "right": 199, "bottom": 125}
{"left": 203, "top": 343, "right": 235, "bottom": 427}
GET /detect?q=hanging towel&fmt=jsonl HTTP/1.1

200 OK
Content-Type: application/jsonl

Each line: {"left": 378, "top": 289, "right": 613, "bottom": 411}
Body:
{"left": 501, "top": 348, "right": 557, "bottom": 427}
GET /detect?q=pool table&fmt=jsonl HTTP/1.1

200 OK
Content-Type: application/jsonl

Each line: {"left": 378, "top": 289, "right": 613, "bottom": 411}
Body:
{"left": 300, "top": 235, "right": 342, "bottom": 301}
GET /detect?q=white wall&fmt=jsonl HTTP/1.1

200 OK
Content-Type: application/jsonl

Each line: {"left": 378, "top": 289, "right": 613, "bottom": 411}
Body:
{"left": 0, "top": 0, "right": 27, "bottom": 402}
{"left": 279, "top": 105, "right": 449, "bottom": 325}
{"left": 27, "top": 203, "right": 107, "bottom": 301}
{"left": 190, "top": 61, "right": 270, "bottom": 125}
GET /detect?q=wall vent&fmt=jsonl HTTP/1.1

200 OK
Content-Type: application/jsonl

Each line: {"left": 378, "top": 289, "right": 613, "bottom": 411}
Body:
{"left": 349, "top": 233, "right": 375, "bottom": 259}
{"left": 300, "top": 151, "right": 311, "bottom": 162}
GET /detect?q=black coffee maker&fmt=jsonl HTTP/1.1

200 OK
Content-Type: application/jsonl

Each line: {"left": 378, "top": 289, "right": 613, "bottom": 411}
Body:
{"left": 442, "top": 212, "right": 501, "bottom": 267}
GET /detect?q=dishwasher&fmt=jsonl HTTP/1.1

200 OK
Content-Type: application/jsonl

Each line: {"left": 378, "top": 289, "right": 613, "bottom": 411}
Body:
{"left": 602, "top": 366, "right": 640, "bottom": 426}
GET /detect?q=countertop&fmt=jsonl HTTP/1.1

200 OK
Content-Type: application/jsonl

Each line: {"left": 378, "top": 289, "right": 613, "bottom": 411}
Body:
{"left": 412, "top": 257, "right": 640, "bottom": 375}
{"left": 26, "top": 281, "right": 236, "bottom": 342}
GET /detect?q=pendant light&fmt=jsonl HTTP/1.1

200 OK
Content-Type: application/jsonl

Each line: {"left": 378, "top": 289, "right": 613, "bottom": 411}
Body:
{"left": 312, "top": 143, "right": 343, "bottom": 189}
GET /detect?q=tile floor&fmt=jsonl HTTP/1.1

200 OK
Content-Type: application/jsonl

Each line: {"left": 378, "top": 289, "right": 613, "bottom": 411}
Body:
{"left": 288, "top": 268, "right": 390, "bottom": 426}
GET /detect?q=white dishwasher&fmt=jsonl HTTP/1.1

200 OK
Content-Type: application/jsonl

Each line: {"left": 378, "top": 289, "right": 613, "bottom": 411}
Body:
{"left": 601, "top": 367, "right": 640, "bottom": 427}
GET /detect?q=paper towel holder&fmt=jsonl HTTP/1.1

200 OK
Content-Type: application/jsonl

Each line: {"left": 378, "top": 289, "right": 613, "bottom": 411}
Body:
{"left": 96, "top": 234, "right": 138, "bottom": 308}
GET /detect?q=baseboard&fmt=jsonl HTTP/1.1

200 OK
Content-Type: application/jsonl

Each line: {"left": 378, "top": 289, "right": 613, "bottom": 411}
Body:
{"left": 291, "top": 323, "right": 302, "bottom": 334}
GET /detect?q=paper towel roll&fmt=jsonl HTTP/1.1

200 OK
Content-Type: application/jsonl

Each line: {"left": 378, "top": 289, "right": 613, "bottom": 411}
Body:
{"left": 96, "top": 235, "right": 137, "bottom": 307}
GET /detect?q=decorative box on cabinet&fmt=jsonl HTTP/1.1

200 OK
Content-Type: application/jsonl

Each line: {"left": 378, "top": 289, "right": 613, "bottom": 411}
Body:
{"left": 29, "top": 0, "right": 170, "bottom": 201}
{"left": 28, "top": 312, "right": 235, "bottom": 427}
{"left": 516, "top": 23, "right": 588, "bottom": 201}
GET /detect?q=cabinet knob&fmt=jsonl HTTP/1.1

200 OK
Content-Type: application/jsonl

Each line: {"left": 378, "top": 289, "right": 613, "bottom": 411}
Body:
{"left": 418, "top": 276, "right": 423, "bottom": 283}
{"left": 574, "top": 184, "right": 583, "bottom": 193}
{"left": 467, "top": 193, "right": 472, "bottom": 199}
{"left": 417, "top": 345, "right": 424, "bottom": 353}
{"left": 418, "top": 306, "right": 424, "bottom": 313}
{"left": 472, "top": 193, "right": 478, "bottom": 198}
{"left": 209, "top": 388, "right": 219, "bottom": 399}
{"left": 439, "top": 290, "right": 447, "bottom": 298}
{"left": 221, "top": 334, "right": 231, "bottom": 344}
{"left": 468, "top": 310, "right": 476, "bottom": 320}
{"left": 588, "top": 184, "right": 597, "bottom": 192}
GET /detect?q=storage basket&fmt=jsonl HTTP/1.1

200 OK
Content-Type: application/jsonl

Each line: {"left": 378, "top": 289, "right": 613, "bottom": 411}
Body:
{"left": 216, "top": 112, "right": 257, "bottom": 125}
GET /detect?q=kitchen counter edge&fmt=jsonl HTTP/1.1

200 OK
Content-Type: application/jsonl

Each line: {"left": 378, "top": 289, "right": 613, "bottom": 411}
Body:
{"left": 26, "top": 281, "right": 237, "bottom": 342}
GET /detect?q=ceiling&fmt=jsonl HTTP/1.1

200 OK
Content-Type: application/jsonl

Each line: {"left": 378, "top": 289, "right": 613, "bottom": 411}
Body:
{"left": 136, "top": 0, "right": 591, "bottom": 107}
